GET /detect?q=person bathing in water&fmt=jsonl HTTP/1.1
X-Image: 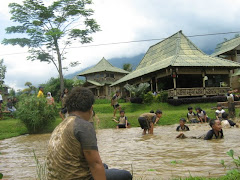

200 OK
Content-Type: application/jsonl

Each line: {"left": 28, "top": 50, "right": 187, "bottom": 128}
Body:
{"left": 138, "top": 110, "right": 162, "bottom": 135}
{"left": 177, "top": 119, "right": 223, "bottom": 140}
{"left": 176, "top": 118, "right": 190, "bottom": 131}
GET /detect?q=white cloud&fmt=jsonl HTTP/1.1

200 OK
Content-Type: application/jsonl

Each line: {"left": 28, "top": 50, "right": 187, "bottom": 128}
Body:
{"left": 1, "top": 0, "right": 240, "bottom": 90}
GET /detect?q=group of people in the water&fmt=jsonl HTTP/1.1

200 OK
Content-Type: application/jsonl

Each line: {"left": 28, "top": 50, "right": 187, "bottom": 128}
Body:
{"left": 111, "top": 90, "right": 238, "bottom": 141}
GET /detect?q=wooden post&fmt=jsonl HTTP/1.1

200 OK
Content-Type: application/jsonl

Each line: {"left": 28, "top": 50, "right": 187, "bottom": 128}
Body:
{"left": 97, "top": 88, "right": 100, "bottom": 97}
{"left": 155, "top": 77, "right": 158, "bottom": 93}
{"left": 105, "top": 86, "right": 108, "bottom": 98}
{"left": 202, "top": 71, "right": 206, "bottom": 97}
{"left": 173, "top": 73, "right": 178, "bottom": 99}
{"left": 150, "top": 79, "right": 153, "bottom": 92}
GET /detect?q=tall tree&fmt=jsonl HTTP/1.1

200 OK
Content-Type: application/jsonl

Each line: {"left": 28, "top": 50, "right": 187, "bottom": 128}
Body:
{"left": 0, "top": 59, "right": 7, "bottom": 88}
{"left": 123, "top": 63, "right": 133, "bottom": 72}
{"left": 2, "top": 0, "right": 100, "bottom": 93}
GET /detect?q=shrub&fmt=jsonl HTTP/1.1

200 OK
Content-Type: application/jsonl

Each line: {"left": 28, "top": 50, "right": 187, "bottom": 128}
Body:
{"left": 155, "top": 91, "right": 168, "bottom": 103}
{"left": 130, "top": 97, "right": 143, "bottom": 104}
{"left": 167, "top": 96, "right": 227, "bottom": 106}
{"left": 17, "top": 96, "right": 58, "bottom": 133}
{"left": 124, "top": 83, "right": 150, "bottom": 98}
{"left": 144, "top": 91, "right": 154, "bottom": 104}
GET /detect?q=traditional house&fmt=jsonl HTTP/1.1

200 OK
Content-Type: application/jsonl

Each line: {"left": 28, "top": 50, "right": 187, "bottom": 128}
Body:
{"left": 111, "top": 31, "right": 240, "bottom": 99}
{"left": 211, "top": 36, "right": 240, "bottom": 89}
{"left": 78, "top": 57, "right": 129, "bottom": 98}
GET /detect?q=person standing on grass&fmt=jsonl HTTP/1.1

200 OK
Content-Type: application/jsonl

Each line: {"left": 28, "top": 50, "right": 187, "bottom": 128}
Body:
{"left": 111, "top": 90, "right": 121, "bottom": 118}
{"left": 47, "top": 87, "right": 132, "bottom": 180}
{"left": 59, "top": 88, "right": 68, "bottom": 120}
{"left": 46, "top": 92, "right": 55, "bottom": 105}
{"left": 37, "top": 86, "right": 44, "bottom": 98}
{"left": 138, "top": 110, "right": 162, "bottom": 135}
{"left": 227, "top": 90, "right": 236, "bottom": 118}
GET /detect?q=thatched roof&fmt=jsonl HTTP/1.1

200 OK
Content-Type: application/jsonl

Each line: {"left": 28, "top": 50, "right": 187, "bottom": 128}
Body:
{"left": 212, "top": 36, "right": 240, "bottom": 57}
{"left": 78, "top": 57, "right": 129, "bottom": 76}
{"left": 111, "top": 30, "right": 240, "bottom": 86}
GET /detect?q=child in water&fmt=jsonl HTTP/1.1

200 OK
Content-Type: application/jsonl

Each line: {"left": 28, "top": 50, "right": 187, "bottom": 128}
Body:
{"left": 138, "top": 110, "right": 162, "bottom": 135}
{"left": 177, "top": 119, "right": 223, "bottom": 140}
{"left": 221, "top": 112, "right": 236, "bottom": 127}
{"left": 204, "top": 119, "right": 223, "bottom": 140}
{"left": 114, "top": 110, "right": 130, "bottom": 128}
{"left": 176, "top": 118, "right": 190, "bottom": 131}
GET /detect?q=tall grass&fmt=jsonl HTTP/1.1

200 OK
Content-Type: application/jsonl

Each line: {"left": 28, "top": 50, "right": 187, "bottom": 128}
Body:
{"left": 33, "top": 150, "right": 47, "bottom": 180}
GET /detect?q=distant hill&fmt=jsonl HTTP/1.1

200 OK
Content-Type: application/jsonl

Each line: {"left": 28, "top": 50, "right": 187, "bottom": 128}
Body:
{"left": 65, "top": 53, "right": 145, "bottom": 79}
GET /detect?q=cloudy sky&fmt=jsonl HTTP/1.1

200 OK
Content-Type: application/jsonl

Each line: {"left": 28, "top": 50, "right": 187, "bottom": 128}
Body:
{"left": 0, "top": 0, "right": 240, "bottom": 90}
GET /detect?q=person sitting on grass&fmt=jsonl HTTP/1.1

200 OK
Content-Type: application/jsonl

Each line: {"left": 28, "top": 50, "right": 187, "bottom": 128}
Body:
{"left": 176, "top": 119, "right": 223, "bottom": 140}
{"left": 113, "top": 110, "right": 130, "bottom": 129}
{"left": 187, "top": 106, "right": 198, "bottom": 123}
{"left": 176, "top": 118, "right": 190, "bottom": 131}
{"left": 138, "top": 110, "right": 162, "bottom": 135}
{"left": 196, "top": 107, "right": 209, "bottom": 123}
{"left": 221, "top": 112, "right": 236, "bottom": 127}
{"left": 215, "top": 104, "right": 225, "bottom": 120}
{"left": 7, "top": 98, "right": 16, "bottom": 114}
{"left": 111, "top": 90, "right": 121, "bottom": 118}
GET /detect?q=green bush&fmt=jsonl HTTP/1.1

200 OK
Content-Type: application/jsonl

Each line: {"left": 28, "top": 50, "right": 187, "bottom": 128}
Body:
{"left": 155, "top": 91, "right": 169, "bottom": 103}
{"left": 144, "top": 91, "right": 154, "bottom": 104}
{"left": 17, "top": 96, "right": 57, "bottom": 133}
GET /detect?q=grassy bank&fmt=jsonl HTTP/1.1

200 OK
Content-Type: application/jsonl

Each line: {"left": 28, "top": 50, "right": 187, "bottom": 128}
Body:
{"left": 0, "top": 102, "right": 239, "bottom": 140}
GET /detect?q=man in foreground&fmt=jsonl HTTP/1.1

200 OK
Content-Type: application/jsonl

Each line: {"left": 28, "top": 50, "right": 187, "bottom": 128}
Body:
{"left": 47, "top": 87, "right": 132, "bottom": 180}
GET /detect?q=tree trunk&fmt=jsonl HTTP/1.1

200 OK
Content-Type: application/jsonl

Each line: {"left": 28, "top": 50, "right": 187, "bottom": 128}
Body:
{"left": 54, "top": 38, "right": 64, "bottom": 94}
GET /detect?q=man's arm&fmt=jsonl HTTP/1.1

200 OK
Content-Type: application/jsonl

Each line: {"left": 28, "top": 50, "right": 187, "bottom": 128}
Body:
{"left": 83, "top": 150, "right": 106, "bottom": 180}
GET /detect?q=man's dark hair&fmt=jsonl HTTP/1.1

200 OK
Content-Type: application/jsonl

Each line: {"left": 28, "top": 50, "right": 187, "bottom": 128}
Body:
{"left": 180, "top": 118, "right": 186, "bottom": 123}
{"left": 66, "top": 87, "right": 95, "bottom": 113}
{"left": 222, "top": 112, "right": 228, "bottom": 119}
{"left": 155, "top": 110, "right": 162, "bottom": 114}
{"left": 120, "top": 110, "right": 125, "bottom": 114}
{"left": 188, "top": 106, "right": 193, "bottom": 110}
{"left": 209, "top": 119, "right": 217, "bottom": 127}
{"left": 217, "top": 104, "right": 222, "bottom": 107}
{"left": 150, "top": 110, "right": 154, "bottom": 113}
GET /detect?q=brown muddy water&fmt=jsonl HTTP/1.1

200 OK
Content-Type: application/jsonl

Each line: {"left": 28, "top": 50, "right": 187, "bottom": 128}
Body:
{"left": 0, "top": 124, "right": 239, "bottom": 180}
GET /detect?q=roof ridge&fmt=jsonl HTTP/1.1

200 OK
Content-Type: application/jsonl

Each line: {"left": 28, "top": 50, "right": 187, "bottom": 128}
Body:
{"left": 170, "top": 31, "right": 181, "bottom": 65}
{"left": 136, "top": 30, "right": 182, "bottom": 70}
{"left": 217, "top": 36, "right": 240, "bottom": 46}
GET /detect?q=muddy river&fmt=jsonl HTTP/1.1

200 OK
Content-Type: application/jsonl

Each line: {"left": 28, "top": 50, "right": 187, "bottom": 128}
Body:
{"left": 0, "top": 124, "right": 239, "bottom": 180}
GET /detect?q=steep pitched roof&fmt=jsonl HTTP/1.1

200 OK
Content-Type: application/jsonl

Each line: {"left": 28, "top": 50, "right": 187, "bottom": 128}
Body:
{"left": 86, "top": 80, "right": 104, "bottom": 86}
{"left": 78, "top": 57, "right": 129, "bottom": 76}
{"left": 212, "top": 36, "right": 240, "bottom": 57}
{"left": 112, "top": 31, "right": 240, "bottom": 86}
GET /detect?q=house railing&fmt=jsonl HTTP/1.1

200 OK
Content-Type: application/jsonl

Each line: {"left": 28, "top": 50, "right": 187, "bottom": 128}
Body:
{"left": 168, "top": 87, "right": 230, "bottom": 98}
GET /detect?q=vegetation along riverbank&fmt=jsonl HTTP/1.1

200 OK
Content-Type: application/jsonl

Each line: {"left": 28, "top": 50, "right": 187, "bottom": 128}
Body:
{"left": 1, "top": 101, "right": 239, "bottom": 140}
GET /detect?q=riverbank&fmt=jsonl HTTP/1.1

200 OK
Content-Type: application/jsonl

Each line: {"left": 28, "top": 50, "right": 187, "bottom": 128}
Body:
{"left": 0, "top": 102, "right": 239, "bottom": 140}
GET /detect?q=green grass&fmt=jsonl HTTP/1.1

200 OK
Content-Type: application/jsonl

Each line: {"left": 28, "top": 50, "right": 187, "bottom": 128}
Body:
{"left": 0, "top": 102, "right": 239, "bottom": 140}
